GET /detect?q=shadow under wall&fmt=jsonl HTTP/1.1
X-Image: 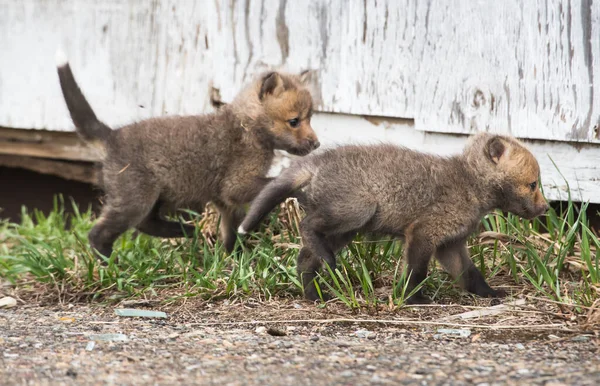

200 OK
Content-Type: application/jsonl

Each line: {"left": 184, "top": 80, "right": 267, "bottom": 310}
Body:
{"left": 0, "top": 166, "right": 101, "bottom": 221}
{"left": 0, "top": 165, "right": 599, "bottom": 236}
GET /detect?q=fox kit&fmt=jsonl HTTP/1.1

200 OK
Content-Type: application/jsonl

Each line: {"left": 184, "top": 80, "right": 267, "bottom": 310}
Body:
{"left": 239, "top": 133, "right": 548, "bottom": 303}
{"left": 56, "top": 52, "right": 319, "bottom": 258}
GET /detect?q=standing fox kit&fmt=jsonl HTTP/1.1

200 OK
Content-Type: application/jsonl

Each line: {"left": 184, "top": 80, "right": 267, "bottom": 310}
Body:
{"left": 56, "top": 51, "right": 319, "bottom": 257}
{"left": 239, "top": 133, "right": 548, "bottom": 303}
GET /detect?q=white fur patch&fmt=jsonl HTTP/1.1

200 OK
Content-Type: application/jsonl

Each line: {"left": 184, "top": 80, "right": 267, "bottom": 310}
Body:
{"left": 237, "top": 225, "right": 247, "bottom": 235}
{"left": 55, "top": 49, "right": 68, "bottom": 67}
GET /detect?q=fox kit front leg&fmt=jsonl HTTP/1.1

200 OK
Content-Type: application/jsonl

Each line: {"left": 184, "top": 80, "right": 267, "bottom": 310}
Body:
{"left": 435, "top": 239, "right": 506, "bottom": 298}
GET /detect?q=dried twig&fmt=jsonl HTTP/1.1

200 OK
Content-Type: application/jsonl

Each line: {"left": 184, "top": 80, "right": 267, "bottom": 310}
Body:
{"left": 188, "top": 317, "right": 573, "bottom": 331}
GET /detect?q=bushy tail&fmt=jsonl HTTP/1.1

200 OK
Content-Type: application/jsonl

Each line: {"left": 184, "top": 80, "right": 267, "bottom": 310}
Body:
{"left": 238, "top": 167, "right": 313, "bottom": 234}
{"left": 55, "top": 50, "right": 112, "bottom": 142}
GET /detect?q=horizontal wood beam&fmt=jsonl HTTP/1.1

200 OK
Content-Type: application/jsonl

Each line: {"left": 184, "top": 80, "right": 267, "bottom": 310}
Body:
{"left": 0, "top": 127, "right": 101, "bottom": 163}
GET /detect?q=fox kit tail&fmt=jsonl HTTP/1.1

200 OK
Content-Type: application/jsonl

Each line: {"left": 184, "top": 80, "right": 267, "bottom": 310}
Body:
{"left": 238, "top": 167, "right": 313, "bottom": 234}
{"left": 55, "top": 50, "right": 112, "bottom": 143}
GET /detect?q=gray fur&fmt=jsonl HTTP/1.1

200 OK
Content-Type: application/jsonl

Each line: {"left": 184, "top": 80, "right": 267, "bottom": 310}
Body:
{"left": 57, "top": 64, "right": 319, "bottom": 258}
{"left": 240, "top": 133, "right": 549, "bottom": 303}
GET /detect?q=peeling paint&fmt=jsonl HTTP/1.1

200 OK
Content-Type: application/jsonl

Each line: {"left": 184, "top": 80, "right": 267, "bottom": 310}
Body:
{"left": 276, "top": 0, "right": 289, "bottom": 65}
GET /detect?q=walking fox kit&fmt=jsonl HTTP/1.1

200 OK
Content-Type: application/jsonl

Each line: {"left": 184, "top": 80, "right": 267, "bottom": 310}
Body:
{"left": 56, "top": 53, "right": 319, "bottom": 258}
{"left": 239, "top": 134, "right": 549, "bottom": 303}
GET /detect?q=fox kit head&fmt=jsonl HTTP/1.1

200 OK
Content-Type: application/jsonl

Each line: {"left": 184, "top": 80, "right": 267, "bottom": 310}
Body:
{"left": 476, "top": 134, "right": 549, "bottom": 219}
{"left": 232, "top": 71, "right": 319, "bottom": 156}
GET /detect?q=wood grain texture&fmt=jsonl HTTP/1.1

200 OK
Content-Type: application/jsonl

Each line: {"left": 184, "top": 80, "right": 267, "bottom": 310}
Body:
{"left": 1, "top": 0, "right": 597, "bottom": 143}
{"left": 414, "top": 0, "right": 600, "bottom": 143}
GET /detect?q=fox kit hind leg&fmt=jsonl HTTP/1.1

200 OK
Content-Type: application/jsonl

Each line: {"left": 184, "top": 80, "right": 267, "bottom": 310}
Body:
{"left": 213, "top": 201, "right": 246, "bottom": 253}
{"left": 296, "top": 203, "right": 376, "bottom": 301}
{"left": 89, "top": 194, "right": 158, "bottom": 259}
{"left": 297, "top": 231, "right": 357, "bottom": 301}
{"left": 136, "top": 201, "right": 196, "bottom": 238}
{"left": 434, "top": 239, "right": 506, "bottom": 298}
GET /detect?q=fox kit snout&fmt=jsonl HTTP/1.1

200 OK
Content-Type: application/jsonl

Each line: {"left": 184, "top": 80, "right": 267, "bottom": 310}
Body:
{"left": 239, "top": 133, "right": 548, "bottom": 303}
{"left": 56, "top": 51, "right": 319, "bottom": 258}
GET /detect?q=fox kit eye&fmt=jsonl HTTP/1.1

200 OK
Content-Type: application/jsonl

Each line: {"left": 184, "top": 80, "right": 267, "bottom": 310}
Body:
{"left": 529, "top": 181, "right": 537, "bottom": 191}
{"left": 288, "top": 118, "right": 300, "bottom": 128}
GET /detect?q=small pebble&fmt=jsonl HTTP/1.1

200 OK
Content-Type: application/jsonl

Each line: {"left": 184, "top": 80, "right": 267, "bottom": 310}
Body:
{"left": 267, "top": 327, "right": 287, "bottom": 337}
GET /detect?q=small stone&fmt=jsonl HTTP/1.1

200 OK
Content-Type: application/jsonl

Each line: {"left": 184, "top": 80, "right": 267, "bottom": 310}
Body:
{"left": 283, "top": 341, "right": 293, "bottom": 349}
{"left": 255, "top": 326, "right": 267, "bottom": 334}
{"left": 336, "top": 341, "right": 351, "bottom": 348}
{"left": 114, "top": 308, "right": 167, "bottom": 318}
{"left": 0, "top": 297, "right": 17, "bottom": 309}
{"left": 3, "top": 352, "right": 18, "bottom": 358}
{"left": 434, "top": 328, "right": 471, "bottom": 339}
{"left": 267, "top": 327, "right": 287, "bottom": 337}
{"left": 85, "top": 341, "right": 95, "bottom": 351}
{"left": 268, "top": 340, "right": 283, "bottom": 349}
{"left": 310, "top": 335, "right": 319, "bottom": 342}
{"left": 340, "top": 370, "right": 354, "bottom": 378}
{"left": 66, "top": 369, "right": 77, "bottom": 378}
{"left": 366, "top": 365, "right": 377, "bottom": 372}
{"left": 515, "top": 343, "right": 525, "bottom": 350}
{"left": 89, "top": 333, "right": 128, "bottom": 342}
{"left": 571, "top": 335, "right": 591, "bottom": 342}
{"left": 355, "top": 329, "right": 374, "bottom": 339}
{"left": 293, "top": 303, "right": 303, "bottom": 309}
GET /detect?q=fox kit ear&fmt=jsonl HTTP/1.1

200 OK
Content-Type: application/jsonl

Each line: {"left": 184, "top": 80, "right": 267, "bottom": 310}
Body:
{"left": 259, "top": 72, "right": 284, "bottom": 100}
{"left": 487, "top": 137, "right": 507, "bottom": 164}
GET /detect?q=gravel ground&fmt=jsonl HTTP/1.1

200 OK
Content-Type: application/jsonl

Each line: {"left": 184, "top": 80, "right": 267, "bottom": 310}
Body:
{"left": 1, "top": 301, "right": 599, "bottom": 386}
{"left": 0, "top": 302, "right": 600, "bottom": 385}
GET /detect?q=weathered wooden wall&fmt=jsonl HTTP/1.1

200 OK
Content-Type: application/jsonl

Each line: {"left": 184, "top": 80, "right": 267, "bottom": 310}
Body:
{"left": 0, "top": 0, "right": 599, "bottom": 203}
{"left": 1, "top": 0, "right": 598, "bottom": 142}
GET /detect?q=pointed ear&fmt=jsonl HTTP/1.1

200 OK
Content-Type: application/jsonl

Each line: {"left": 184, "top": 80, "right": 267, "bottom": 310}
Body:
{"left": 259, "top": 72, "right": 284, "bottom": 100}
{"left": 487, "top": 136, "right": 506, "bottom": 164}
{"left": 298, "top": 69, "right": 316, "bottom": 85}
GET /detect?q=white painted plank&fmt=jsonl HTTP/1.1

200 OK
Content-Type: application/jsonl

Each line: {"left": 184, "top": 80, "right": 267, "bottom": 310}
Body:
{"left": 0, "top": 0, "right": 598, "bottom": 145}
{"left": 0, "top": 0, "right": 420, "bottom": 131}
{"left": 414, "top": 0, "right": 600, "bottom": 143}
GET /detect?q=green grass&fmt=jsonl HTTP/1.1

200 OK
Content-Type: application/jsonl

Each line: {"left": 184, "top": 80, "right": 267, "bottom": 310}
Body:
{"left": 0, "top": 194, "right": 598, "bottom": 313}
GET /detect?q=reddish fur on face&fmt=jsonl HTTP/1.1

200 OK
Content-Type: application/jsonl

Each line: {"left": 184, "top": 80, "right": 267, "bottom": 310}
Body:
{"left": 263, "top": 83, "right": 318, "bottom": 156}
{"left": 492, "top": 137, "right": 548, "bottom": 219}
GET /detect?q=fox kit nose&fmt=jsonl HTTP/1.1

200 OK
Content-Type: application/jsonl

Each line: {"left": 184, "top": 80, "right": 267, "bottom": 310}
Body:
{"left": 303, "top": 138, "right": 319, "bottom": 150}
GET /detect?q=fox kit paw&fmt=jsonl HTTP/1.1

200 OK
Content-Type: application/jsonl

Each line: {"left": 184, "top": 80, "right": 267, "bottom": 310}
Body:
{"left": 405, "top": 292, "right": 432, "bottom": 305}
{"left": 489, "top": 288, "right": 507, "bottom": 298}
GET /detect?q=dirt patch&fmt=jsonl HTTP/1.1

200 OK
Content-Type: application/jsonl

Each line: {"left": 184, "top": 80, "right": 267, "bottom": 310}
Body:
{"left": 1, "top": 299, "right": 599, "bottom": 385}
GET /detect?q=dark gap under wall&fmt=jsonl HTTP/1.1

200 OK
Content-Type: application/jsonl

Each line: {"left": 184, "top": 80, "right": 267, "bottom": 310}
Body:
{"left": 0, "top": 166, "right": 101, "bottom": 221}
{"left": 0, "top": 165, "right": 599, "bottom": 235}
